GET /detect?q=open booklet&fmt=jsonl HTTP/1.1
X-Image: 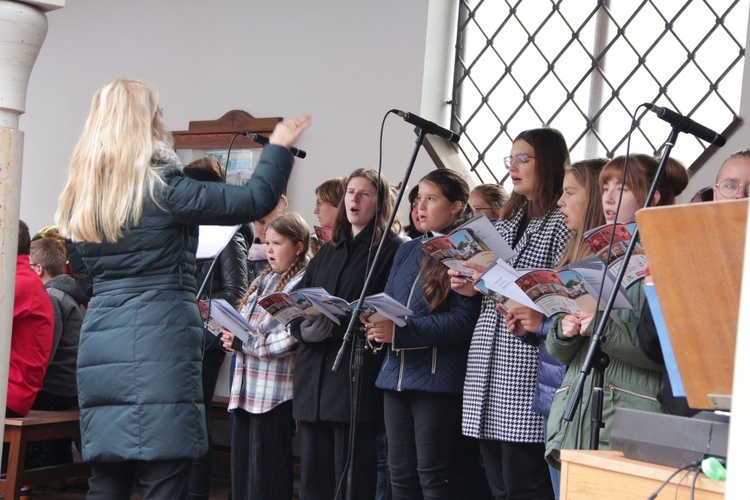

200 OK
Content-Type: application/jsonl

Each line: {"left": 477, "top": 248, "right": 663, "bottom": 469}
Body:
{"left": 201, "top": 299, "right": 256, "bottom": 343}
{"left": 476, "top": 257, "right": 633, "bottom": 317}
{"left": 420, "top": 213, "right": 516, "bottom": 277}
{"left": 314, "top": 226, "right": 332, "bottom": 244}
{"left": 583, "top": 221, "right": 646, "bottom": 288}
{"left": 257, "top": 288, "right": 413, "bottom": 327}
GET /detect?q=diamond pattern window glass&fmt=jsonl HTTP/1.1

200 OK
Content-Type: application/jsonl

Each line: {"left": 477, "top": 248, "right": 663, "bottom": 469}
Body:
{"left": 452, "top": 0, "right": 749, "bottom": 184}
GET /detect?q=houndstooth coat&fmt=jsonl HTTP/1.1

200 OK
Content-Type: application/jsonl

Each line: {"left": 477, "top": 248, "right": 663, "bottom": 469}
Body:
{"left": 462, "top": 206, "right": 571, "bottom": 442}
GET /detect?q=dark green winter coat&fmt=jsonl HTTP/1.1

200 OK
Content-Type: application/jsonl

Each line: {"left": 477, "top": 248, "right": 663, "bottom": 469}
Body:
{"left": 70, "top": 144, "right": 293, "bottom": 462}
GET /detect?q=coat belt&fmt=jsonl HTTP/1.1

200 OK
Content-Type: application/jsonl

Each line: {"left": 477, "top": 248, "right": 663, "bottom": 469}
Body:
{"left": 93, "top": 272, "right": 196, "bottom": 295}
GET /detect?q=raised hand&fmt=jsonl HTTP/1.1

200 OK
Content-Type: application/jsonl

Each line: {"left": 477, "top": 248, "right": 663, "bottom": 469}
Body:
{"left": 269, "top": 114, "right": 312, "bottom": 149}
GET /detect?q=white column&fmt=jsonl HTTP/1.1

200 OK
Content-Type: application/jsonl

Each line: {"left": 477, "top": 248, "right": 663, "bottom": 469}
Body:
{"left": 0, "top": 0, "right": 59, "bottom": 471}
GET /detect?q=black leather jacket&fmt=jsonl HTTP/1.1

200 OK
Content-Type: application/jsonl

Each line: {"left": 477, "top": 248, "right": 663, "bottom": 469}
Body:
{"left": 196, "top": 231, "right": 248, "bottom": 349}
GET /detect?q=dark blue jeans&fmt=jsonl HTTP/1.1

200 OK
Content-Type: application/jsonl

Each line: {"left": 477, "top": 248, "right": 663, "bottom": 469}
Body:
{"left": 383, "top": 390, "right": 462, "bottom": 500}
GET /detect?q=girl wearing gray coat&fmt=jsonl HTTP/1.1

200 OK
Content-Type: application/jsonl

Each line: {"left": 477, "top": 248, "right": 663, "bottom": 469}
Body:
{"left": 56, "top": 78, "right": 310, "bottom": 500}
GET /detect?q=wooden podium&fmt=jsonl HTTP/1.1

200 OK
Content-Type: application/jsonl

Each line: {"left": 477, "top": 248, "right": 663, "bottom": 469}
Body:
{"left": 561, "top": 450, "right": 725, "bottom": 499}
{"left": 635, "top": 199, "right": 748, "bottom": 410}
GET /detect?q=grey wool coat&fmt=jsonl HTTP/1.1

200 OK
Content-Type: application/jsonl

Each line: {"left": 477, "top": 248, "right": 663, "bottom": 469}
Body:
{"left": 69, "top": 144, "right": 294, "bottom": 462}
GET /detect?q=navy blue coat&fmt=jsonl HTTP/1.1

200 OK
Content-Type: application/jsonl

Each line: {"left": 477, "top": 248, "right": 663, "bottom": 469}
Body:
{"left": 70, "top": 144, "right": 293, "bottom": 462}
{"left": 375, "top": 237, "right": 480, "bottom": 394}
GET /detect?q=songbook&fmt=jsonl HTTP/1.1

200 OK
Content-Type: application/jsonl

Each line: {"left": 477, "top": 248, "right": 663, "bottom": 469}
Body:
{"left": 477, "top": 257, "right": 632, "bottom": 317}
{"left": 257, "top": 288, "right": 413, "bottom": 327}
{"left": 420, "top": 214, "right": 515, "bottom": 276}
{"left": 583, "top": 221, "right": 646, "bottom": 288}
{"left": 196, "top": 225, "right": 240, "bottom": 260}
{"left": 198, "top": 301, "right": 223, "bottom": 337}
{"left": 257, "top": 289, "right": 342, "bottom": 326}
{"left": 314, "top": 226, "right": 332, "bottom": 244}
{"left": 358, "top": 292, "right": 415, "bottom": 326}
{"left": 203, "top": 299, "right": 256, "bottom": 343}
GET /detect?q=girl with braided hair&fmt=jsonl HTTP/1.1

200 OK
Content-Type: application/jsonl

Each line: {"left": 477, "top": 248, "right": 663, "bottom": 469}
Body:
{"left": 220, "top": 213, "right": 311, "bottom": 500}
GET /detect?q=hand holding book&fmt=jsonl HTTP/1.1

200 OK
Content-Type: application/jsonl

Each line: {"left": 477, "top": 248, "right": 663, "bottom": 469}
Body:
{"left": 203, "top": 299, "right": 257, "bottom": 343}
{"left": 362, "top": 318, "right": 394, "bottom": 344}
{"left": 476, "top": 257, "right": 632, "bottom": 318}
{"left": 505, "top": 307, "right": 544, "bottom": 337}
{"left": 447, "top": 264, "right": 485, "bottom": 298}
{"left": 559, "top": 311, "right": 595, "bottom": 338}
{"left": 422, "top": 214, "right": 515, "bottom": 277}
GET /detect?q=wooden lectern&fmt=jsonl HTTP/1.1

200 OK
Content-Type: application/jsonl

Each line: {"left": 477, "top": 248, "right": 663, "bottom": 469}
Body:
{"left": 635, "top": 199, "right": 748, "bottom": 410}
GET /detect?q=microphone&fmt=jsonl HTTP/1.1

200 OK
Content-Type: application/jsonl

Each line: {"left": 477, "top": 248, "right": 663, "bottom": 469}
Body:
{"left": 241, "top": 132, "right": 307, "bottom": 159}
{"left": 395, "top": 110, "right": 460, "bottom": 143}
{"left": 643, "top": 104, "right": 726, "bottom": 146}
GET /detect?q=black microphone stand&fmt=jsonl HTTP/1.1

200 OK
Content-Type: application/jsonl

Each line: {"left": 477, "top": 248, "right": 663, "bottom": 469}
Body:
{"left": 332, "top": 127, "right": 428, "bottom": 500}
{"left": 563, "top": 126, "right": 681, "bottom": 449}
{"left": 196, "top": 256, "right": 219, "bottom": 299}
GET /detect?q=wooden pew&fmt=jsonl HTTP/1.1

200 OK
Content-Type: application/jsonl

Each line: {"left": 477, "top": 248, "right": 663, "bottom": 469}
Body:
{"left": 1, "top": 409, "right": 90, "bottom": 500}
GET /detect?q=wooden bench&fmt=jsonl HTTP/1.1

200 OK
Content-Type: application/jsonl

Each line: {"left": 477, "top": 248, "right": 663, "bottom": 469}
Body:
{"left": 1, "top": 409, "right": 90, "bottom": 500}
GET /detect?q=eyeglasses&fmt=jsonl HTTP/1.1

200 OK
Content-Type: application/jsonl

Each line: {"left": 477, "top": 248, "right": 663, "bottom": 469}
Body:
{"left": 504, "top": 154, "right": 536, "bottom": 169}
{"left": 29, "top": 262, "right": 46, "bottom": 271}
{"left": 715, "top": 181, "right": 750, "bottom": 199}
{"left": 315, "top": 200, "right": 334, "bottom": 209}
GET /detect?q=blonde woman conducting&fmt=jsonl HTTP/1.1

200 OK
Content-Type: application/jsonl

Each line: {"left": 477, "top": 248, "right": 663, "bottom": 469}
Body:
{"left": 56, "top": 78, "right": 309, "bottom": 499}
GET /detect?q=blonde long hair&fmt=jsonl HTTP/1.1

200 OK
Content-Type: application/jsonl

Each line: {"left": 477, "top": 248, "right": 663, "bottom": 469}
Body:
{"left": 56, "top": 78, "right": 170, "bottom": 243}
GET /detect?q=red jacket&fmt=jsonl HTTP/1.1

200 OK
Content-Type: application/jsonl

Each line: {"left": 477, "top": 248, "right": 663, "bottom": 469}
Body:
{"left": 9, "top": 254, "right": 54, "bottom": 416}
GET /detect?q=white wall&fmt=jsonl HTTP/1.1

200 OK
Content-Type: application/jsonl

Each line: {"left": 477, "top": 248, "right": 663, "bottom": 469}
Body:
{"left": 19, "top": 0, "right": 434, "bottom": 234}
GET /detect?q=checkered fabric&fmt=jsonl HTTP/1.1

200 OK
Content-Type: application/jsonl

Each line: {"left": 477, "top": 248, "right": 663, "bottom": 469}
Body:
{"left": 229, "top": 270, "right": 304, "bottom": 414}
{"left": 462, "top": 207, "right": 571, "bottom": 442}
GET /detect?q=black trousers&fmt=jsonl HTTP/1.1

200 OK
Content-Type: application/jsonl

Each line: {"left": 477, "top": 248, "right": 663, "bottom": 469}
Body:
{"left": 383, "top": 391, "right": 462, "bottom": 500}
{"left": 298, "top": 420, "right": 377, "bottom": 500}
{"left": 231, "top": 401, "right": 295, "bottom": 500}
{"left": 87, "top": 459, "right": 192, "bottom": 500}
{"left": 479, "top": 439, "right": 554, "bottom": 500}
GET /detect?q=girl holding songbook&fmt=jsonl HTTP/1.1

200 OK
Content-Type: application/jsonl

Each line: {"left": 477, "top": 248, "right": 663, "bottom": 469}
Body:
{"left": 365, "top": 169, "right": 483, "bottom": 499}
{"left": 291, "top": 168, "right": 403, "bottom": 500}
{"left": 450, "top": 128, "right": 572, "bottom": 500}
{"left": 220, "top": 213, "right": 310, "bottom": 500}
{"left": 544, "top": 154, "right": 689, "bottom": 468}
{"left": 503, "top": 157, "right": 607, "bottom": 498}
